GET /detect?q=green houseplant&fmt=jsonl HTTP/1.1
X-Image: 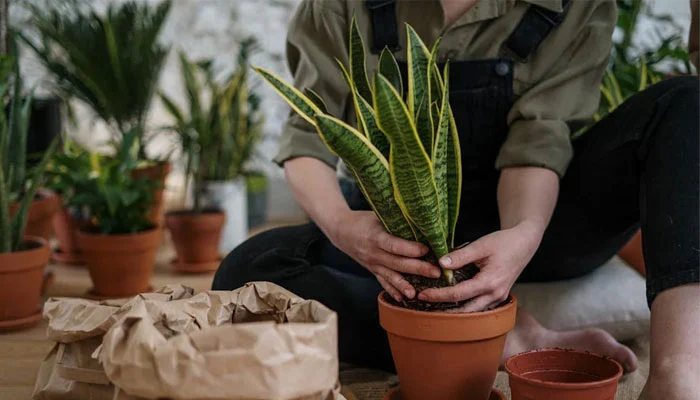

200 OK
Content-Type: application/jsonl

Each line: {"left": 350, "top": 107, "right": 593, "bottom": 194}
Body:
{"left": 22, "top": 0, "right": 173, "bottom": 225}
{"left": 255, "top": 19, "right": 516, "bottom": 400}
{"left": 162, "top": 39, "right": 264, "bottom": 270}
{"left": 245, "top": 170, "right": 268, "bottom": 230}
{"left": 0, "top": 53, "right": 57, "bottom": 332}
{"left": 44, "top": 138, "right": 92, "bottom": 264}
{"left": 70, "top": 130, "right": 161, "bottom": 298}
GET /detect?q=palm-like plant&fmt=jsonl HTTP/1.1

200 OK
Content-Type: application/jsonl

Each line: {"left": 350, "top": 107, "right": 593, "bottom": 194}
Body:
{"left": 255, "top": 19, "right": 462, "bottom": 285}
{"left": 0, "top": 54, "right": 56, "bottom": 253}
{"left": 160, "top": 39, "right": 264, "bottom": 213}
{"left": 21, "top": 0, "right": 171, "bottom": 160}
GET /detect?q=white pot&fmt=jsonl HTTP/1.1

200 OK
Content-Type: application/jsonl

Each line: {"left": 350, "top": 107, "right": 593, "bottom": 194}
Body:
{"left": 200, "top": 179, "right": 248, "bottom": 255}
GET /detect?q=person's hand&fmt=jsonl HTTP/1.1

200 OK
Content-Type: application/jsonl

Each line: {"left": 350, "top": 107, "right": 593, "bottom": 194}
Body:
{"left": 418, "top": 220, "right": 544, "bottom": 312}
{"left": 329, "top": 210, "right": 441, "bottom": 302}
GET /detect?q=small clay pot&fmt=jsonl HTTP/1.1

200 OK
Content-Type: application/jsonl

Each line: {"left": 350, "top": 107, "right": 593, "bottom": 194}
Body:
{"left": 166, "top": 210, "right": 224, "bottom": 273}
{"left": 378, "top": 292, "right": 517, "bottom": 400}
{"left": 0, "top": 237, "right": 51, "bottom": 331}
{"left": 77, "top": 228, "right": 162, "bottom": 298}
{"left": 132, "top": 162, "right": 171, "bottom": 226}
{"left": 51, "top": 207, "right": 85, "bottom": 264}
{"left": 9, "top": 189, "right": 61, "bottom": 241}
{"left": 506, "top": 349, "right": 623, "bottom": 400}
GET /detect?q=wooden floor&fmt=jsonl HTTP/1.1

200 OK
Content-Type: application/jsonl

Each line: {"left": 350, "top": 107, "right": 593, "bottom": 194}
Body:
{"left": 0, "top": 223, "right": 293, "bottom": 400}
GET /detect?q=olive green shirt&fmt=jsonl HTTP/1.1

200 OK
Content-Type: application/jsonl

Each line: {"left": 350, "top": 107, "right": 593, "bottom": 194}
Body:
{"left": 274, "top": 0, "right": 617, "bottom": 177}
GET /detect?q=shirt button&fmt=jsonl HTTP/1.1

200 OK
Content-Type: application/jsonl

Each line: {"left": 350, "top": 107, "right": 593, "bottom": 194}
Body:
{"left": 495, "top": 61, "right": 510, "bottom": 76}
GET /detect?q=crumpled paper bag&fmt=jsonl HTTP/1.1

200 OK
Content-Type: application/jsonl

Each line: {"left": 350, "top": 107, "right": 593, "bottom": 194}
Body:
{"left": 32, "top": 285, "right": 194, "bottom": 400}
{"left": 98, "top": 282, "right": 341, "bottom": 400}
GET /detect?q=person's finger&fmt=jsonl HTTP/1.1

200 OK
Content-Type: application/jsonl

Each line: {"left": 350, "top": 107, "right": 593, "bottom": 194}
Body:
{"left": 445, "top": 295, "right": 496, "bottom": 313}
{"left": 375, "top": 265, "right": 416, "bottom": 299}
{"left": 417, "top": 276, "right": 489, "bottom": 303}
{"left": 374, "top": 252, "right": 441, "bottom": 278}
{"left": 439, "top": 236, "right": 492, "bottom": 269}
{"left": 376, "top": 231, "right": 429, "bottom": 258}
{"left": 376, "top": 274, "right": 404, "bottom": 302}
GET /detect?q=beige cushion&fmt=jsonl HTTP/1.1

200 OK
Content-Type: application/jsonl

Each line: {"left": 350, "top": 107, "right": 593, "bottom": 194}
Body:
{"left": 512, "top": 257, "right": 650, "bottom": 342}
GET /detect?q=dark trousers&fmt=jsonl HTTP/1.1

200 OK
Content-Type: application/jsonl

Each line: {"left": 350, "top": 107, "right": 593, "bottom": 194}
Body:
{"left": 213, "top": 76, "right": 700, "bottom": 372}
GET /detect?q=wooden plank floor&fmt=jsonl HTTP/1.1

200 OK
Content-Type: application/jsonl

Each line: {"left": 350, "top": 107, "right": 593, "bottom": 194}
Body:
{"left": 0, "top": 223, "right": 297, "bottom": 400}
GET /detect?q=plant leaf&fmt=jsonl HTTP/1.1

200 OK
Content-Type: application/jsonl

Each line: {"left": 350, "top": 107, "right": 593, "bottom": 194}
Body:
{"left": 378, "top": 48, "right": 403, "bottom": 96}
{"left": 349, "top": 16, "right": 373, "bottom": 105}
{"left": 432, "top": 63, "right": 451, "bottom": 237}
{"left": 373, "top": 73, "right": 448, "bottom": 258}
{"left": 415, "top": 93, "right": 433, "bottom": 156}
{"left": 406, "top": 25, "right": 431, "bottom": 117}
{"left": 314, "top": 114, "right": 414, "bottom": 240}
{"left": 253, "top": 67, "right": 322, "bottom": 125}
{"left": 446, "top": 106, "right": 462, "bottom": 248}
{"left": 304, "top": 88, "right": 329, "bottom": 114}
{"left": 357, "top": 95, "right": 390, "bottom": 159}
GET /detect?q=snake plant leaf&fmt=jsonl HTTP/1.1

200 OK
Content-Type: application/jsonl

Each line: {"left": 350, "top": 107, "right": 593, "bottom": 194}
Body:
{"left": 427, "top": 38, "right": 444, "bottom": 125}
{"left": 373, "top": 73, "right": 449, "bottom": 260}
{"left": 337, "top": 59, "right": 368, "bottom": 136}
{"left": 415, "top": 94, "right": 433, "bottom": 155}
{"left": 349, "top": 16, "right": 373, "bottom": 105}
{"left": 432, "top": 63, "right": 451, "bottom": 237}
{"left": 304, "top": 88, "right": 329, "bottom": 115}
{"left": 406, "top": 25, "right": 431, "bottom": 117}
{"left": 253, "top": 67, "right": 323, "bottom": 125}
{"left": 446, "top": 106, "right": 463, "bottom": 248}
{"left": 314, "top": 114, "right": 415, "bottom": 240}
{"left": 431, "top": 101, "right": 440, "bottom": 138}
{"left": 378, "top": 48, "right": 403, "bottom": 97}
{"left": 357, "top": 95, "right": 390, "bottom": 160}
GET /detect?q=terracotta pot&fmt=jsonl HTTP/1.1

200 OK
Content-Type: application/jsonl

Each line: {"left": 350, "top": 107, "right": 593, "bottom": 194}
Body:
{"left": 51, "top": 207, "right": 85, "bottom": 264}
{"left": 618, "top": 230, "right": 645, "bottom": 277}
{"left": 9, "top": 190, "right": 61, "bottom": 241}
{"left": 382, "top": 386, "right": 506, "bottom": 400}
{"left": 77, "top": 228, "right": 162, "bottom": 298}
{"left": 165, "top": 210, "right": 224, "bottom": 273}
{"left": 132, "top": 162, "right": 171, "bottom": 226}
{"left": 506, "top": 349, "right": 623, "bottom": 400}
{"left": 0, "top": 237, "right": 51, "bottom": 331}
{"left": 378, "top": 293, "right": 517, "bottom": 400}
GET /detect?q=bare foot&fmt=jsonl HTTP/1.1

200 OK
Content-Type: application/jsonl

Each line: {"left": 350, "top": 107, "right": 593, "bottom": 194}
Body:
{"left": 501, "top": 309, "right": 639, "bottom": 372}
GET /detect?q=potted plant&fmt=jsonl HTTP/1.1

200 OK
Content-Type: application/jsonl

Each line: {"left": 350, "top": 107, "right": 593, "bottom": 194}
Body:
{"left": 21, "top": 0, "right": 172, "bottom": 226}
{"left": 71, "top": 131, "right": 161, "bottom": 298}
{"left": 256, "top": 19, "right": 516, "bottom": 400}
{"left": 0, "top": 53, "right": 57, "bottom": 332}
{"left": 159, "top": 53, "right": 227, "bottom": 273}
{"left": 245, "top": 170, "right": 268, "bottom": 230}
{"left": 45, "top": 138, "right": 91, "bottom": 264}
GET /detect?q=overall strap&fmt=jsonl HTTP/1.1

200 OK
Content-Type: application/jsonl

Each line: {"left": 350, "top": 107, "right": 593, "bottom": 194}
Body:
{"left": 505, "top": 0, "right": 571, "bottom": 60}
{"left": 365, "top": 0, "right": 401, "bottom": 54}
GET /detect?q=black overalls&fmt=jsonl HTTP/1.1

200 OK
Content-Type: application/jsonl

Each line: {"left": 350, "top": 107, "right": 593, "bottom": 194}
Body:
{"left": 214, "top": 0, "right": 700, "bottom": 373}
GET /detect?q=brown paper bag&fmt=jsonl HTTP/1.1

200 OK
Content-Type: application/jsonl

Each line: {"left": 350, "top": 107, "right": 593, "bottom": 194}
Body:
{"left": 32, "top": 285, "right": 196, "bottom": 400}
{"left": 98, "top": 282, "right": 343, "bottom": 400}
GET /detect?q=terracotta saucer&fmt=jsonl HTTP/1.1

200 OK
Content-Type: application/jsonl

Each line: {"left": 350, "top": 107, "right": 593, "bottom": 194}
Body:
{"left": 169, "top": 258, "right": 221, "bottom": 274}
{"left": 85, "top": 286, "right": 154, "bottom": 301}
{"left": 51, "top": 249, "right": 84, "bottom": 265}
{"left": 382, "top": 385, "right": 506, "bottom": 400}
{"left": 0, "top": 309, "right": 43, "bottom": 333}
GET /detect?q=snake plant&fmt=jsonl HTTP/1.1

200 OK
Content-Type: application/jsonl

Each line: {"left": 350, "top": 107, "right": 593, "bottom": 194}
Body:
{"left": 160, "top": 39, "right": 264, "bottom": 213}
{"left": 0, "top": 55, "right": 56, "bottom": 253}
{"left": 255, "top": 19, "right": 462, "bottom": 285}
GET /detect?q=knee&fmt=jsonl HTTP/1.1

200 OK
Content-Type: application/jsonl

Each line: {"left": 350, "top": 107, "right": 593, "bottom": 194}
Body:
{"left": 657, "top": 75, "right": 699, "bottom": 107}
{"left": 212, "top": 230, "right": 275, "bottom": 290}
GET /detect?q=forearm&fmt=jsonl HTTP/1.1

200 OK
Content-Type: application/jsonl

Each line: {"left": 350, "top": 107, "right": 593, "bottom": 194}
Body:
{"left": 497, "top": 167, "right": 559, "bottom": 236}
{"left": 284, "top": 157, "right": 350, "bottom": 238}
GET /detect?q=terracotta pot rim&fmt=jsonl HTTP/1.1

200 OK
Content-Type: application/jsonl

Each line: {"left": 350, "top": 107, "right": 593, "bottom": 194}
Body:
{"left": 378, "top": 291, "right": 517, "bottom": 318}
{"left": 505, "top": 348, "right": 623, "bottom": 390}
{"left": 165, "top": 209, "right": 225, "bottom": 217}
{"left": 0, "top": 236, "right": 50, "bottom": 273}
{"left": 4, "top": 236, "right": 48, "bottom": 254}
{"left": 77, "top": 227, "right": 160, "bottom": 239}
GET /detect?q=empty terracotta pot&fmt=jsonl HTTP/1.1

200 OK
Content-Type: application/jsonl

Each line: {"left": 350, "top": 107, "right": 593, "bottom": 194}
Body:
{"left": 378, "top": 293, "right": 517, "bottom": 400}
{"left": 0, "top": 237, "right": 51, "bottom": 332}
{"left": 51, "top": 207, "right": 85, "bottom": 264}
{"left": 165, "top": 210, "right": 225, "bottom": 273}
{"left": 9, "top": 190, "right": 61, "bottom": 241}
{"left": 506, "top": 349, "right": 623, "bottom": 400}
{"left": 132, "top": 162, "right": 171, "bottom": 226}
{"left": 77, "top": 228, "right": 162, "bottom": 298}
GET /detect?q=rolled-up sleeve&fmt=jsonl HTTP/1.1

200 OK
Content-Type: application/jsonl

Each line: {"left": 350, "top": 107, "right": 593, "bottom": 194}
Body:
{"left": 496, "top": 0, "right": 616, "bottom": 177}
{"left": 273, "top": 0, "right": 350, "bottom": 169}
